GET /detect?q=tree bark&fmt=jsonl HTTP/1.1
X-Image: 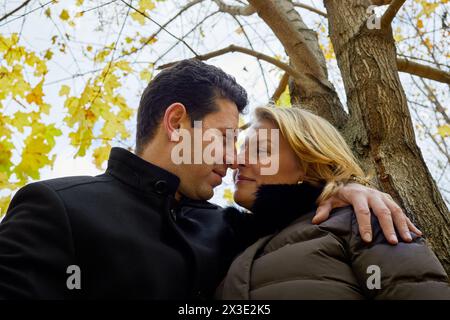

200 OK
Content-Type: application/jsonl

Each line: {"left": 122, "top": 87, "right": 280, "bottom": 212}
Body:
{"left": 323, "top": 0, "right": 450, "bottom": 273}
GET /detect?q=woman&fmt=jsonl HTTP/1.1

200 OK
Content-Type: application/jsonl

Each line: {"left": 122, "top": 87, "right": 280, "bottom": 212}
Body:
{"left": 217, "top": 105, "right": 450, "bottom": 300}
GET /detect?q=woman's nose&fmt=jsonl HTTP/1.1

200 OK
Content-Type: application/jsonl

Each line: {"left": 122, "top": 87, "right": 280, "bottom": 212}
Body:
{"left": 236, "top": 148, "right": 248, "bottom": 167}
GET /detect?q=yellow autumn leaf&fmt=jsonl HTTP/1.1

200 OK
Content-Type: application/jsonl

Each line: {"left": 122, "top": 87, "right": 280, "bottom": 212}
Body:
{"left": 276, "top": 85, "right": 291, "bottom": 107}
{"left": 59, "top": 85, "right": 70, "bottom": 96}
{"left": 140, "top": 69, "right": 152, "bottom": 81}
{"left": 93, "top": 144, "right": 112, "bottom": 169}
{"left": 139, "top": 0, "right": 155, "bottom": 11}
{"left": 0, "top": 139, "right": 14, "bottom": 168}
{"left": 25, "top": 79, "right": 44, "bottom": 105}
{"left": 12, "top": 111, "right": 31, "bottom": 133}
{"left": 423, "top": 37, "right": 433, "bottom": 49}
{"left": 76, "top": 0, "right": 84, "bottom": 6}
{"left": 44, "top": 49, "right": 53, "bottom": 60}
{"left": 437, "top": 124, "right": 450, "bottom": 137}
{"left": 131, "top": 11, "right": 146, "bottom": 25}
{"left": 14, "top": 134, "right": 57, "bottom": 181}
{"left": 115, "top": 60, "right": 133, "bottom": 73}
{"left": 139, "top": 36, "right": 157, "bottom": 45}
{"left": 417, "top": 19, "right": 424, "bottom": 29}
{"left": 44, "top": 8, "right": 51, "bottom": 18}
{"left": 394, "top": 27, "right": 404, "bottom": 42}
{"left": 0, "top": 195, "right": 12, "bottom": 216}
{"left": 94, "top": 48, "right": 111, "bottom": 63}
{"left": 417, "top": 1, "right": 439, "bottom": 18}
{"left": 59, "top": 9, "right": 70, "bottom": 21}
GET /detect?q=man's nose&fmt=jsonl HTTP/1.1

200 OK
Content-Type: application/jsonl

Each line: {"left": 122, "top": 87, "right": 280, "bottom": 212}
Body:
{"left": 225, "top": 148, "right": 239, "bottom": 170}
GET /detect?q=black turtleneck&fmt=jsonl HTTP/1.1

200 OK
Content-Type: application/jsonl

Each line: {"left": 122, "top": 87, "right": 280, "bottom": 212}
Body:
{"left": 225, "top": 182, "right": 324, "bottom": 251}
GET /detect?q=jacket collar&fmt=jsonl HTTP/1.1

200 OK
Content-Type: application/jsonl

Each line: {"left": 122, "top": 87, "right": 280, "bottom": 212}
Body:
{"left": 250, "top": 182, "right": 324, "bottom": 236}
{"left": 106, "top": 147, "right": 180, "bottom": 197}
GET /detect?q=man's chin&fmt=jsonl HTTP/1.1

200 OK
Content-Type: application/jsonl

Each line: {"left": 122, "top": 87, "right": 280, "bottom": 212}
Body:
{"left": 183, "top": 186, "right": 214, "bottom": 201}
{"left": 201, "top": 187, "right": 215, "bottom": 200}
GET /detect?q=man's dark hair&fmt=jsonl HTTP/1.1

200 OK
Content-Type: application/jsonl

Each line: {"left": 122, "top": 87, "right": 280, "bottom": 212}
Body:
{"left": 135, "top": 59, "right": 248, "bottom": 154}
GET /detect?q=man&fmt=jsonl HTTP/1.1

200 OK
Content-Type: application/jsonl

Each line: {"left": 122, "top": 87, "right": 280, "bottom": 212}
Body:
{"left": 0, "top": 59, "right": 421, "bottom": 299}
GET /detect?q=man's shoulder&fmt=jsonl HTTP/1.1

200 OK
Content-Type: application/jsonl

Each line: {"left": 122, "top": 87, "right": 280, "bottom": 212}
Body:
{"left": 37, "top": 173, "right": 114, "bottom": 193}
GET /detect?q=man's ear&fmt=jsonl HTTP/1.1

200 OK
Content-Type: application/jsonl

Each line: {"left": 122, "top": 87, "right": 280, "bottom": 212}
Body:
{"left": 162, "top": 103, "right": 189, "bottom": 141}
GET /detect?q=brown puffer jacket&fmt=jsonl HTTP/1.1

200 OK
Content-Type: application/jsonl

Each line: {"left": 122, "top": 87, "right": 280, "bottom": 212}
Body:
{"left": 217, "top": 184, "right": 450, "bottom": 300}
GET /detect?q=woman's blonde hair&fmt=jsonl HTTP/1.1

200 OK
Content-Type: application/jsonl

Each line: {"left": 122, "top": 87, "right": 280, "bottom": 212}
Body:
{"left": 254, "top": 105, "right": 372, "bottom": 203}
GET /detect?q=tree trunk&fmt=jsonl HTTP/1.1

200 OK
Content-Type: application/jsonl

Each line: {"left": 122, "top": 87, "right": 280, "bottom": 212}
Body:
{"left": 248, "top": 0, "right": 450, "bottom": 274}
{"left": 323, "top": 0, "right": 449, "bottom": 273}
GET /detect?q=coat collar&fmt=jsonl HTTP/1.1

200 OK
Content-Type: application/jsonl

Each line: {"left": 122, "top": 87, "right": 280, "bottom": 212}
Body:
{"left": 106, "top": 147, "right": 180, "bottom": 197}
{"left": 249, "top": 182, "right": 324, "bottom": 236}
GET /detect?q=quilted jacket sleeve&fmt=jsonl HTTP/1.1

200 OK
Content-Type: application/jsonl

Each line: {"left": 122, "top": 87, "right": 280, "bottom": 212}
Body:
{"left": 347, "top": 212, "right": 450, "bottom": 300}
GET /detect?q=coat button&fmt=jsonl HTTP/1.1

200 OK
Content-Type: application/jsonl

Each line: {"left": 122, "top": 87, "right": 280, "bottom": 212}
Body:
{"left": 170, "top": 208, "right": 177, "bottom": 221}
{"left": 154, "top": 180, "right": 168, "bottom": 194}
{"left": 196, "top": 291, "right": 206, "bottom": 300}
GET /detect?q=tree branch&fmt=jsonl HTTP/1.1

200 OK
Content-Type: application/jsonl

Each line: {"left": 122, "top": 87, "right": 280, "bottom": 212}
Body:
{"left": 231, "top": 15, "right": 270, "bottom": 99}
{"left": 271, "top": 72, "right": 290, "bottom": 102}
{"left": 158, "top": 44, "right": 302, "bottom": 78}
{"left": 413, "top": 75, "right": 450, "bottom": 125}
{"left": 381, "top": 0, "right": 406, "bottom": 28}
{"left": 120, "top": 0, "right": 204, "bottom": 59}
{"left": 397, "top": 58, "right": 450, "bottom": 84}
{"left": 212, "top": 0, "right": 327, "bottom": 17}
{"left": 292, "top": 2, "right": 327, "bottom": 17}
{"left": 153, "top": 11, "right": 220, "bottom": 66}
{"left": 0, "top": 0, "right": 31, "bottom": 23}
{"left": 411, "top": 107, "right": 450, "bottom": 164}
{"left": 211, "top": 0, "right": 255, "bottom": 16}
{"left": 398, "top": 53, "right": 450, "bottom": 69}
{"left": 120, "top": 0, "right": 198, "bottom": 56}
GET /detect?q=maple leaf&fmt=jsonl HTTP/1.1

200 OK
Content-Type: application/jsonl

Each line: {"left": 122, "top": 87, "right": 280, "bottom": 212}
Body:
{"left": 93, "top": 144, "right": 112, "bottom": 169}
{"left": 437, "top": 124, "right": 450, "bottom": 137}
{"left": 140, "top": 69, "right": 152, "bottom": 81}
{"left": 25, "top": 79, "right": 45, "bottom": 105}
{"left": 131, "top": 11, "right": 146, "bottom": 25}
{"left": 59, "top": 9, "right": 70, "bottom": 21}
{"left": 59, "top": 85, "right": 70, "bottom": 97}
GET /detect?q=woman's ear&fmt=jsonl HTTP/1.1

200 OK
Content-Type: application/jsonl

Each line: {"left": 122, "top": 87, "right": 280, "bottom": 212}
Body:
{"left": 162, "top": 103, "right": 188, "bottom": 141}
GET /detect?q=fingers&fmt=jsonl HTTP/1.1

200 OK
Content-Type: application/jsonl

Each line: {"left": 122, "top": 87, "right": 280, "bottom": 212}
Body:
{"left": 352, "top": 195, "right": 373, "bottom": 243}
{"left": 406, "top": 216, "right": 423, "bottom": 236}
{"left": 312, "top": 201, "right": 332, "bottom": 224}
{"left": 369, "top": 196, "right": 398, "bottom": 245}
{"left": 383, "top": 196, "right": 412, "bottom": 242}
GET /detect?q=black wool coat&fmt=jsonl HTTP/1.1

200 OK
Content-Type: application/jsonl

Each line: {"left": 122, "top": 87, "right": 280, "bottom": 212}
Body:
{"left": 0, "top": 147, "right": 238, "bottom": 299}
